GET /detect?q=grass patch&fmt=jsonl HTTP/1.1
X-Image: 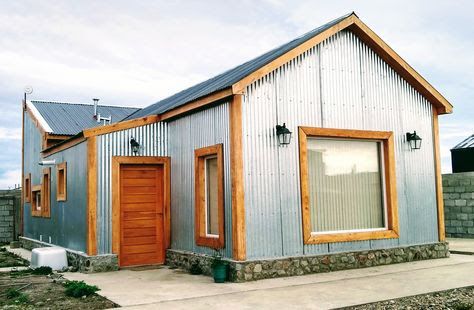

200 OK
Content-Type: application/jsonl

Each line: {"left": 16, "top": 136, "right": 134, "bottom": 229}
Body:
{"left": 0, "top": 248, "right": 29, "bottom": 268}
{"left": 64, "top": 280, "right": 100, "bottom": 298}
{"left": 32, "top": 266, "right": 53, "bottom": 275}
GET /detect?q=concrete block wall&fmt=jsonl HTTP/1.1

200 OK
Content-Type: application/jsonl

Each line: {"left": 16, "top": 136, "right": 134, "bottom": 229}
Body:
{"left": 443, "top": 172, "right": 474, "bottom": 238}
{"left": 0, "top": 189, "right": 21, "bottom": 243}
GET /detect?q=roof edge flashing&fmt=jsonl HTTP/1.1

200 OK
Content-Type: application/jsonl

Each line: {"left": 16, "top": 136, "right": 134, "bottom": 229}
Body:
{"left": 26, "top": 100, "right": 54, "bottom": 133}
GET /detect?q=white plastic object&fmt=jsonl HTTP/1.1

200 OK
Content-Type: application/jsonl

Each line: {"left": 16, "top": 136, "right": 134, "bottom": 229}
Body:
{"left": 31, "top": 247, "right": 68, "bottom": 271}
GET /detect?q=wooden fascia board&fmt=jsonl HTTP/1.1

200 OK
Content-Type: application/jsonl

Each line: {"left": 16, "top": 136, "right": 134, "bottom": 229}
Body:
{"left": 231, "top": 14, "right": 453, "bottom": 115}
{"left": 83, "top": 115, "right": 159, "bottom": 137}
{"left": 348, "top": 18, "right": 453, "bottom": 115}
{"left": 159, "top": 88, "right": 233, "bottom": 121}
{"left": 25, "top": 104, "right": 47, "bottom": 136}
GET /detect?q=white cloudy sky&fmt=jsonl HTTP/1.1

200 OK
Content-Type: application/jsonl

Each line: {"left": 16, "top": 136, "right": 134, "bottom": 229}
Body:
{"left": 0, "top": 1, "right": 472, "bottom": 188}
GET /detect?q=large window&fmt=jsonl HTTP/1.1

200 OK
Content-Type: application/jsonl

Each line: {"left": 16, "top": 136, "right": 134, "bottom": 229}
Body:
{"left": 31, "top": 185, "right": 42, "bottom": 217}
{"left": 56, "top": 162, "right": 67, "bottom": 201}
{"left": 299, "top": 127, "right": 399, "bottom": 244}
{"left": 194, "top": 144, "right": 225, "bottom": 248}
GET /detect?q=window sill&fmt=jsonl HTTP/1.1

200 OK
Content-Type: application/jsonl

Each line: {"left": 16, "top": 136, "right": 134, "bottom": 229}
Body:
{"left": 196, "top": 236, "right": 225, "bottom": 249}
{"left": 304, "top": 229, "right": 399, "bottom": 244}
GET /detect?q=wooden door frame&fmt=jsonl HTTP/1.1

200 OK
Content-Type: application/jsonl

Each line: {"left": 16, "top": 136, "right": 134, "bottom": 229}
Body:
{"left": 111, "top": 156, "right": 171, "bottom": 266}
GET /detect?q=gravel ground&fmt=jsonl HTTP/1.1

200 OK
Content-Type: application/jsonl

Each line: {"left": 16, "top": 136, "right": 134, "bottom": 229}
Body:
{"left": 342, "top": 286, "right": 474, "bottom": 310}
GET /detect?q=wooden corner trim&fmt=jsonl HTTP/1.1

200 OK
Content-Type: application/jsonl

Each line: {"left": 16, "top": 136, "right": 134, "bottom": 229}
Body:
{"left": 83, "top": 115, "right": 159, "bottom": 137}
{"left": 56, "top": 162, "right": 67, "bottom": 202}
{"left": 433, "top": 110, "right": 445, "bottom": 241}
{"left": 229, "top": 94, "right": 246, "bottom": 260}
{"left": 298, "top": 126, "right": 399, "bottom": 244}
{"left": 111, "top": 156, "right": 171, "bottom": 265}
{"left": 87, "top": 136, "right": 97, "bottom": 256}
{"left": 194, "top": 144, "right": 225, "bottom": 249}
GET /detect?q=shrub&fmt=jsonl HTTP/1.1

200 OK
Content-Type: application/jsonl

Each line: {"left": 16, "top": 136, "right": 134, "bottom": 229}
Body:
{"left": 64, "top": 280, "right": 100, "bottom": 298}
{"left": 0, "top": 247, "right": 6, "bottom": 252}
{"left": 5, "top": 288, "right": 20, "bottom": 299}
{"left": 32, "top": 266, "right": 53, "bottom": 275}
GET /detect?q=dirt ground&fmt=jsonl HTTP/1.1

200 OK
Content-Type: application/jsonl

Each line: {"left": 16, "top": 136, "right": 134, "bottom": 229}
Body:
{"left": 0, "top": 270, "right": 118, "bottom": 309}
{"left": 0, "top": 247, "right": 28, "bottom": 268}
{"left": 343, "top": 286, "right": 474, "bottom": 310}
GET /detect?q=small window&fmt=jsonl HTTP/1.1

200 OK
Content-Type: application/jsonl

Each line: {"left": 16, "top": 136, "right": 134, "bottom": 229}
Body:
{"left": 299, "top": 127, "right": 399, "bottom": 244}
{"left": 31, "top": 185, "right": 42, "bottom": 217}
{"left": 41, "top": 168, "right": 51, "bottom": 218}
{"left": 194, "top": 144, "right": 224, "bottom": 248}
{"left": 56, "top": 162, "right": 67, "bottom": 201}
{"left": 24, "top": 173, "right": 31, "bottom": 203}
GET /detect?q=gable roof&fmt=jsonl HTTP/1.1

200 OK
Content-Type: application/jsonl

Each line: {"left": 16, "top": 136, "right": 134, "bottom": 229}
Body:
{"left": 127, "top": 12, "right": 452, "bottom": 121}
{"left": 452, "top": 134, "right": 474, "bottom": 150}
{"left": 29, "top": 100, "right": 140, "bottom": 136}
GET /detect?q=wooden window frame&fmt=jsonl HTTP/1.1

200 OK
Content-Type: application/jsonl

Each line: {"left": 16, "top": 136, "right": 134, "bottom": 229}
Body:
{"left": 298, "top": 127, "right": 399, "bottom": 244}
{"left": 194, "top": 144, "right": 225, "bottom": 249}
{"left": 41, "top": 167, "right": 51, "bottom": 218}
{"left": 31, "top": 185, "right": 42, "bottom": 217}
{"left": 24, "top": 173, "right": 31, "bottom": 203}
{"left": 56, "top": 162, "right": 67, "bottom": 201}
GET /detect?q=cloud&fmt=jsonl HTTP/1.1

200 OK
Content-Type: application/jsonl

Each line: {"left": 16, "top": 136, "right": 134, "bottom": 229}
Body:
{"left": 0, "top": 169, "right": 21, "bottom": 189}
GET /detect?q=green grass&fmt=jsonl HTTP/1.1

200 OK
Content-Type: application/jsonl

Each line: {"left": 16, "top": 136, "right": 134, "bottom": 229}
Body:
{"left": 64, "top": 281, "right": 100, "bottom": 298}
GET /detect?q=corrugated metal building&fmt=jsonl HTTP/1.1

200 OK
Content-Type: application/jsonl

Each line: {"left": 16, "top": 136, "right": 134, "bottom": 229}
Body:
{"left": 22, "top": 13, "right": 453, "bottom": 275}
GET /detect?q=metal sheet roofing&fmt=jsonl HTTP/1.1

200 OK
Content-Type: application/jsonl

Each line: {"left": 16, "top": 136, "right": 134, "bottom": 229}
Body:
{"left": 128, "top": 12, "right": 354, "bottom": 120}
{"left": 31, "top": 100, "right": 140, "bottom": 136}
{"left": 452, "top": 134, "right": 474, "bottom": 149}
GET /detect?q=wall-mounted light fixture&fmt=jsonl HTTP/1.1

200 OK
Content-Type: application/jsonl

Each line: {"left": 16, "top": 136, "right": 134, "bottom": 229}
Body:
{"left": 406, "top": 131, "right": 422, "bottom": 150}
{"left": 276, "top": 123, "right": 292, "bottom": 145}
{"left": 38, "top": 159, "right": 56, "bottom": 166}
{"left": 130, "top": 138, "right": 140, "bottom": 155}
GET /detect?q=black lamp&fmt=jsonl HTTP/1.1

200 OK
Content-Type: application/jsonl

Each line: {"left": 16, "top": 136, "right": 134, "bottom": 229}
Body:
{"left": 406, "top": 131, "right": 422, "bottom": 150}
{"left": 276, "top": 123, "right": 292, "bottom": 145}
{"left": 130, "top": 138, "right": 140, "bottom": 155}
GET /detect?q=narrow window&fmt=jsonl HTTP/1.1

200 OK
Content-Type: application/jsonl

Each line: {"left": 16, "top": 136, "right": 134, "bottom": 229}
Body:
{"left": 56, "top": 162, "right": 67, "bottom": 201}
{"left": 31, "top": 185, "right": 42, "bottom": 217}
{"left": 41, "top": 167, "right": 51, "bottom": 218}
{"left": 194, "top": 144, "right": 224, "bottom": 248}
{"left": 24, "top": 173, "right": 31, "bottom": 203}
{"left": 299, "top": 127, "right": 399, "bottom": 244}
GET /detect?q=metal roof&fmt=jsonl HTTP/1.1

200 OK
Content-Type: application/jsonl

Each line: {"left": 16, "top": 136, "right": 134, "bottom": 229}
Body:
{"left": 128, "top": 12, "right": 354, "bottom": 120}
{"left": 452, "top": 134, "right": 474, "bottom": 150}
{"left": 31, "top": 100, "right": 140, "bottom": 136}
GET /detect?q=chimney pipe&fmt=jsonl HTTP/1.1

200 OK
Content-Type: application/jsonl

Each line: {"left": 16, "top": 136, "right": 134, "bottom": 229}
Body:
{"left": 93, "top": 98, "right": 99, "bottom": 118}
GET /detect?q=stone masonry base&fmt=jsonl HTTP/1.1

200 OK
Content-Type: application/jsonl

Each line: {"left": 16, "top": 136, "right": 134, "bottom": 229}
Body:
{"left": 19, "top": 236, "right": 118, "bottom": 273}
{"left": 166, "top": 242, "right": 449, "bottom": 282}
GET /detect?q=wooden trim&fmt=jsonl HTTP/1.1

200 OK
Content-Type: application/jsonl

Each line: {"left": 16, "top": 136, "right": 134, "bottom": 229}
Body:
{"left": 229, "top": 95, "right": 246, "bottom": 260}
{"left": 31, "top": 185, "right": 42, "bottom": 217}
{"left": 41, "top": 167, "right": 51, "bottom": 218}
{"left": 160, "top": 88, "right": 233, "bottom": 121}
{"left": 83, "top": 115, "right": 159, "bottom": 137}
{"left": 87, "top": 136, "right": 97, "bottom": 255}
{"left": 231, "top": 14, "right": 452, "bottom": 115}
{"left": 42, "top": 135, "right": 86, "bottom": 158}
{"left": 348, "top": 19, "right": 452, "bottom": 115}
{"left": 25, "top": 103, "right": 47, "bottom": 136}
{"left": 433, "top": 110, "right": 445, "bottom": 241}
{"left": 298, "top": 127, "right": 399, "bottom": 244}
{"left": 111, "top": 156, "right": 171, "bottom": 266}
{"left": 194, "top": 144, "right": 225, "bottom": 249}
{"left": 21, "top": 101, "right": 25, "bottom": 235}
{"left": 56, "top": 162, "right": 67, "bottom": 202}
{"left": 24, "top": 173, "right": 31, "bottom": 203}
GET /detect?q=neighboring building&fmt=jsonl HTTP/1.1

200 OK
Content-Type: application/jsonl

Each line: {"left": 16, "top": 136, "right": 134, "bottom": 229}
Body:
{"left": 22, "top": 13, "right": 453, "bottom": 279}
{"left": 451, "top": 134, "right": 474, "bottom": 173}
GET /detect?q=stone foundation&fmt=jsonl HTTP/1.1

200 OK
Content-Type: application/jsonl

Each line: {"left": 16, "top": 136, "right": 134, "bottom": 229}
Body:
{"left": 19, "top": 236, "right": 118, "bottom": 273}
{"left": 166, "top": 242, "right": 449, "bottom": 282}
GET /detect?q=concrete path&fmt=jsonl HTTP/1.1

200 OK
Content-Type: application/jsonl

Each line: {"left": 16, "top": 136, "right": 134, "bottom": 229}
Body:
{"left": 64, "top": 254, "right": 474, "bottom": 310}
{"left": 448, "top": 237, "right": 474, "bottom": 255}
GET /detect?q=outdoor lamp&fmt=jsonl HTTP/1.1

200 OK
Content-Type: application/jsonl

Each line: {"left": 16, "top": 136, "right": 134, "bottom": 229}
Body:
{"left": 406, "top": 131, "right": 422, "bottom": 150}
{"left": 130, "top": 138, "right": 140, "bottom": 155}
{"left": 276, "top": 123, "right": 292, "bottom": 145}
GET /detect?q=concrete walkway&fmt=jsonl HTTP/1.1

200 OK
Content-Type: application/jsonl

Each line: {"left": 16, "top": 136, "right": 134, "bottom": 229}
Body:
{"left": 64, "top": 254, "right": 474, "bottom": 309}
{"left": 448, "top": 237, "right": 474, "bottom": 255}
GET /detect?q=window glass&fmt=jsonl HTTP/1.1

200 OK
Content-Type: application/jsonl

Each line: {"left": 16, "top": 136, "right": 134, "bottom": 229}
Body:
{"left": 307, "top": 138, "right": 385, "bottom": 233}
{"left": 205, "top": 156, "right": 219, "bottom": 236}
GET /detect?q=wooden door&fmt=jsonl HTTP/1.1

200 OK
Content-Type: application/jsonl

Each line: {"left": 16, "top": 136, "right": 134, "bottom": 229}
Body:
{"left": 120, "top": 164, "right": 164, "bottom": 267}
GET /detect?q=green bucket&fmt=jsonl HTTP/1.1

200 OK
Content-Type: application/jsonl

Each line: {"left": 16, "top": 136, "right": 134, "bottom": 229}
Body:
{"left": 213, "top": 263, "right": 228, "bottom": 283}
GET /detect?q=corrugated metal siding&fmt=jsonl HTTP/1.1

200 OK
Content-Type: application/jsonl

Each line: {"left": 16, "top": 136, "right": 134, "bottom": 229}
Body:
{"left": 242, "top": 30, "right": 437, "bottom": 259}
{"left": 23, "top": 114, "right": 88, "bottom": 251}
{"left": 168, "top": 103, "right": 233, "bottom": 258}
{"left": 96, "top": 122, "right": 168, "bottom": 254}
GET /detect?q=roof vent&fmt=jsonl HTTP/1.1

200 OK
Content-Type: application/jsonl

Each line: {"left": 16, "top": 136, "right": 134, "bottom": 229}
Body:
{"left": 93, "top": 98, "right": 99, "bottom": 118}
